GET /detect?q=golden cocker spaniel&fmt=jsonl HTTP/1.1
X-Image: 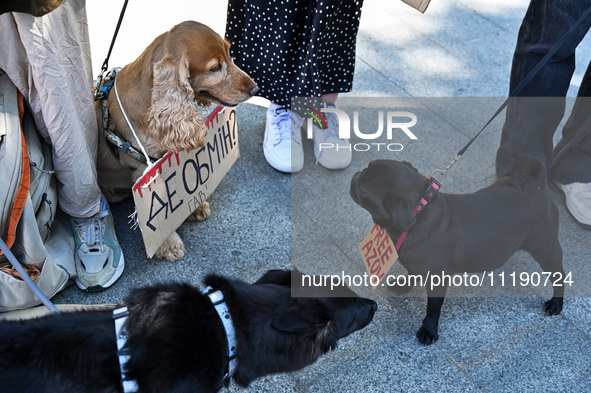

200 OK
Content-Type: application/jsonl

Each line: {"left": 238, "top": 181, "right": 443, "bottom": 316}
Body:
{"left": 96, "top": 21, "right": 258, "bottom": 261}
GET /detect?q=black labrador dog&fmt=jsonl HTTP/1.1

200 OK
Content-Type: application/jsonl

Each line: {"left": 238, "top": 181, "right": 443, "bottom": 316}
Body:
{"left": 0, "top": 270, "right": 376, "bottom": 393}
{"left": 350, "top": 157, "right": 564, "bottom": 345}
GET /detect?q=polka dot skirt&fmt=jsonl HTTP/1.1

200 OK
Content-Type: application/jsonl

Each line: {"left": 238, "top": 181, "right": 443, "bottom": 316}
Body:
{"left": 226, "top": 0, "right": 364, "bottom": 108}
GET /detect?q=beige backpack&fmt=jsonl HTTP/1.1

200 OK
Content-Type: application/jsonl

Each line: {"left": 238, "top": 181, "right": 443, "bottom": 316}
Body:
{"left": 0, "top": 71, "right": 74, "bottom": 312}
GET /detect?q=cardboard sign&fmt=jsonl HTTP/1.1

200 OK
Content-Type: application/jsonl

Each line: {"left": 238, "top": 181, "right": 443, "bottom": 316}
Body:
{"left": 132, "top": 106, "right": 239, "bottom": 257}
{"left": 358, "top": 224, "right": 398, "bottom": 288}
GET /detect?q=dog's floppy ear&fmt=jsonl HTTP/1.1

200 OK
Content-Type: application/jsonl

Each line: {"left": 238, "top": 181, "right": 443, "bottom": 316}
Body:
{"left": 272, "top": 298, "right": 331, "bottom": 333}
{"left": 401, "top": 161, "right": 418, "bottom": 171}
{"left": 387, "top": 198, "right": 416, "bottom": 233}
{"left": 148, "top": 55, "right": 207, "bottom": 152}
{"left": 272, "top": 298, "right": 339, "bottom": 352}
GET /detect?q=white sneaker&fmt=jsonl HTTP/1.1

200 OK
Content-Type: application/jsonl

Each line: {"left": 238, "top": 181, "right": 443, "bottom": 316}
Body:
{"left": 264, "top": 105, "right": 304, "bottom": 173}
{"left": 556, "top": 182, "right": 591, "bottom": 227}
{"left": 313, "top": 108, "right": 352, "bottom": 169}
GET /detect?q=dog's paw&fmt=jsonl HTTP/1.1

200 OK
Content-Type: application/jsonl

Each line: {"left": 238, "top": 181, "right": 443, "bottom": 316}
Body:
{"left": 544, "top": 297, "right": 563, "bottom": 316}
{"left": 154, "top": 232, "right": 186, "bottom": 262}
{"left": 187, "top": 202, "right": 211, "bottom": 222}
{"left": 416, "top": 326, "right": 439, "bottom": 345}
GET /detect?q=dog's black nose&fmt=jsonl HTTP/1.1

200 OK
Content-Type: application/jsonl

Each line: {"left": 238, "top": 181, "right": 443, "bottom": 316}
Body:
{"left": 249, "top": 85, "right": 260, "bottom": 96}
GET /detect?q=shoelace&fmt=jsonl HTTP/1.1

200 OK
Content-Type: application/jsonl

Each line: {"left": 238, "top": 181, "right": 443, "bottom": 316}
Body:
{"left": 76, "top": 209, "right": 110, "bottom": 253}
{"left": 272, "top": 108, "right": 297, "bottom": 146}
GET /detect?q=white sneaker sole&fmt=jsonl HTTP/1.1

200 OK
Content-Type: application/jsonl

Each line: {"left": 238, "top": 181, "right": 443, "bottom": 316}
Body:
{"left": 263, "top": 148, "right": 304, "bottom": 173}
{"left": 554, "top": 181, "right": 591, "bottom": 228}
{"left": 75, "top": 255, "right": 125, "bottom": 292}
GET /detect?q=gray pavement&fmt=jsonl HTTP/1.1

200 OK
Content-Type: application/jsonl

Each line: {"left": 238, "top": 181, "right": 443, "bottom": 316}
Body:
{"left": 53, "top": 1, "right": 591, "bottom": 392}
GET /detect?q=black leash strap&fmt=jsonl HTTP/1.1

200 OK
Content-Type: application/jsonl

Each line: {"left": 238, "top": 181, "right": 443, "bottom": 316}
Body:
{"left": 94, "top": 0, "right": 129, "bottom": 100}
{"left": 435, "top": 6, "right": 591, "bottom": 182}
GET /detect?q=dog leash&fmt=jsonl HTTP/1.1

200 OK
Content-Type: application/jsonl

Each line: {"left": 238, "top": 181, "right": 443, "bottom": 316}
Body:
{"left": 431, "top": 6, "right": 591, "bottom": 185}
{"left": 94, "top": 0, "right": 129, "bottom": 100}
{"left": 92, "top": 0, "right": 160, "bottom": 187}
{"left": 395, "top": 6, "right": 591, "bottom": 252}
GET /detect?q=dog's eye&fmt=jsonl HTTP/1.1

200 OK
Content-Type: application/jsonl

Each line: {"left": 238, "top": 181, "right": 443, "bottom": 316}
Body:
{"left": 209, "top": 62, "right": 222, "bottom": 73}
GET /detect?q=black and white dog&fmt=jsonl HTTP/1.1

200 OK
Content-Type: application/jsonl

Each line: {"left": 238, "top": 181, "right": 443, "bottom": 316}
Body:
{"left": 0, "top": 270, "right": 377, "bottom": 393}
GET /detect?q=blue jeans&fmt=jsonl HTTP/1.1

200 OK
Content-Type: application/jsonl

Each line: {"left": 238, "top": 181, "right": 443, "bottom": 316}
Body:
{"left": 496, "top": 0, "right": 591, "bottom": 184}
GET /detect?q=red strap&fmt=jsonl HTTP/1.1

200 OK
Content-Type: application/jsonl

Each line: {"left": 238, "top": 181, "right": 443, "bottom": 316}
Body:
{"left": 1, "top": 93, "right": 30, "bottom": 254}
{"left": 395, "top": 232, "right": 407, "bottom": 251}
{"left": 395, "top": 177, "right": 440, "bottom": 252}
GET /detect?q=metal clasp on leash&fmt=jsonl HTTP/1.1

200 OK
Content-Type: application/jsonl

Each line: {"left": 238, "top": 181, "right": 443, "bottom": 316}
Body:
{"left": 96, "top": 67, "right": 119, "bottom": 102}
{"left": 429, "top": 152, "right": 462, "bottom": 187}
{"left": 94, "top": 64, "right": 108, "bottom": 100}
{"left": 429, "top": 169, "right": 446, "bottom": 186}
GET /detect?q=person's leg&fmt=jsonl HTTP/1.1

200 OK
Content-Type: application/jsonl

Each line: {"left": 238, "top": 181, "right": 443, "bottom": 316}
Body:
{"left": 306, "top": 0, "right": 362, "bottom": 170}
{"left": 551, "top": 60, "right": 591, "bottom": 184}
{"left": 550, "top": 61, "right": 591, "bottom": 226}
{"left": 496, "top": 0, "right": 591, "bottom": 178}
{"left": 0, "top": 0, "right": 101, "bottom": 217}
{"left": 226, "top": 0, "right": 308, "bottom": 173}
{"left": 322, "top": 93, "right": 338, "bottom": 105}
{"left": 0, "top": 0, "right": 124, "bottom": 291}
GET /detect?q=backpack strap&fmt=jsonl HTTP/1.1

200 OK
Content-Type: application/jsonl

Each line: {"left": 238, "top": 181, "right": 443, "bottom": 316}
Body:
{"left": 1, "top": 93, "right": 30, "bottom": 253}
